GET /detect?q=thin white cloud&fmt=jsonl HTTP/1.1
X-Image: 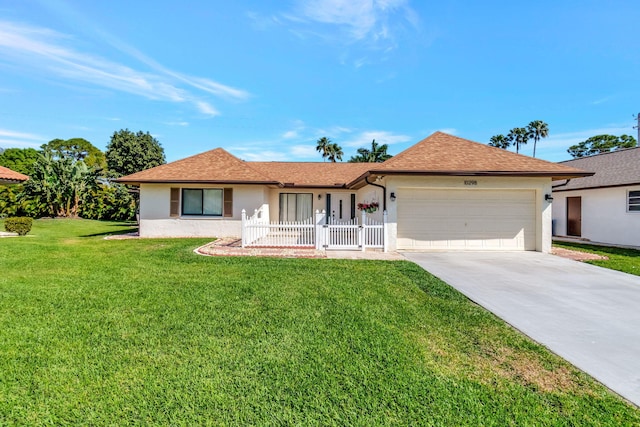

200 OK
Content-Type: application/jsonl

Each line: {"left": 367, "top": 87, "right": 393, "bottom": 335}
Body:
{"left": 341, "top": 130, "right": 412, "bottom": 147}
{"left": 0, "top": 20, "right": 248, "bottom": 116}
{"left": 195, "top": 101, "right": 220, "bottom": 117}
{"left": 436, "top": 128, "right": 458, "bottom": 135}
{"left": 165, "top": 121, "right": 190, "bottom": 127}
{"left": 282, "top": 130, "right": 299, "bottom": 139}
{"left": 0, "top": 128, "right": 47, "bottom": 148}
{"left": 291, "top": 144, "right": 317, "bottom": 158}
{"left": 279, "top": 0, "right": 419, "bottom": 53}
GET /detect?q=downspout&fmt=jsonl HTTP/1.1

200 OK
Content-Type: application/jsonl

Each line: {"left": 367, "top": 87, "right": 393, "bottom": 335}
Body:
{"left": 365, "top": 176, "right": 386, "bottom": 211}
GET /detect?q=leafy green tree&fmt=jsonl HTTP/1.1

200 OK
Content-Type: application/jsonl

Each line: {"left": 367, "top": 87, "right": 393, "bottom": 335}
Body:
{"left": 348, "top": 139, "right": 392, "bottom": 163}
{"left": 80, "top": 183, "right": 136, "bottom": 221}
{"left": 527, "top": 120, "right": 549, "bottom": 158}
{"left": 41, "top": 138, "right": 106, "bottom": 170}
{"left": 316, "top": 137, "right": 332, "bottom": 162}
{"left": 325, "top": 143, "right": 344, "bottom": 162}
{"left": 488, "top": 135, "right": 510, "bottom": 150}
{"left": 0, "top": 147, "right": 40, "bottom": 176}
{"left": 568, "top": 134, "right": 637, "bottom": 158}
{"left": 23, "top": 152, "right": 98, "bottom": 217}
{"left": 507, "top": 127, "right": 530, "bottom": 154}
{"left": 106, "top": 129, "right": 165, "bottom": 177}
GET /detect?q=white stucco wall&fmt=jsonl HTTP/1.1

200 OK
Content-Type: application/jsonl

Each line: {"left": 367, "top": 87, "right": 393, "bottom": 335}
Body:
{"left": 383, "top": 176, "right": 553, "bottom": 252}
{"left": 552, "top": 185, "right": 640, "bottom": 247}
{"left": 138, "top": 183, "right": 268, "bottom": 238}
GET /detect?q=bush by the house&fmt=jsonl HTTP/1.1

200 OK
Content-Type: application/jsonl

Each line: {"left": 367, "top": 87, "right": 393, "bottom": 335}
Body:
{"left": 4, "top": 217, "right": 33, "bottom": 235}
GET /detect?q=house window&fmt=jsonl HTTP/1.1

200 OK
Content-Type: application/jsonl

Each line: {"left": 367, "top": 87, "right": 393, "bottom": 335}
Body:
{"left": 629, "top": 190, "right": 640, "bottom": 212}
{"left": 279, "top": 193, "right": 313, "bottom": 222}
{"left": 182, "top": 189, "right": 223, "bottom": 216}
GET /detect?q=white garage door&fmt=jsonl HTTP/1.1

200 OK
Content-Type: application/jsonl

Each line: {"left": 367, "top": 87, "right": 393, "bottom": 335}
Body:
{"left": 397, "top": 189, "right": 536, "bottom": 250}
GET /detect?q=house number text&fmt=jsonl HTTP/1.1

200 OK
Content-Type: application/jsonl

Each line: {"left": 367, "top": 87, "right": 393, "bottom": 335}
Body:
{"left": 464, "top": 180, "right": 478, "bottom": 186}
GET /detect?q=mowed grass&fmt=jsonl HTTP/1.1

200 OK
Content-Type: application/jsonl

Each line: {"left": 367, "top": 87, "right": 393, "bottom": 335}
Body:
{"left": 1, "top": 220, "right": 638, "bottom": 425}
{"left": 554, "top": 241, "right": 640, "bottom": 276}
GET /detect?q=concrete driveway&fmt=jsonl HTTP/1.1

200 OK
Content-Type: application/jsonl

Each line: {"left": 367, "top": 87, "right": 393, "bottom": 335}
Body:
{"left": 403, "top": 251, "right": 640, "bottom": 407}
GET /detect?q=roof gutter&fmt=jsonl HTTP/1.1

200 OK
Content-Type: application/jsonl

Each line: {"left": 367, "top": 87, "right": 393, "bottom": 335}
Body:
{"left": 365, "top": 176, "right": 386, "bottom": 211}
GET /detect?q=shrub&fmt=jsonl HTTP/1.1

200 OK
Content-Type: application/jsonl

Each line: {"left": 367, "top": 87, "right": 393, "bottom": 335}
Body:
{"left": 4, "top": 217, "right": 33, "bottom": 236}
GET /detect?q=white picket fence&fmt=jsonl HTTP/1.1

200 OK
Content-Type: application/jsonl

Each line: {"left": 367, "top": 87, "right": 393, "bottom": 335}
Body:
{"left": 242, "top": 208, "right": 387, "bottom": 252}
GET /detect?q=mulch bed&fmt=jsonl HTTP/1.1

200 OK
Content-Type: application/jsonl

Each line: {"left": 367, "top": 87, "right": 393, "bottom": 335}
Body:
{"left": 552, "top": 247, "right": 608, "bottom": 262}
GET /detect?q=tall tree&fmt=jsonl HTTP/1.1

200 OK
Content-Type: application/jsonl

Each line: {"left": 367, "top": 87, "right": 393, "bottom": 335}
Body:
{"left": 567, "top": 134, "right": 637, "bottom": 158}
{"left": 0, "top": 147, "right": 40, "bottom": 175}
{"left": 488, "top": 135, "right": 510, "bottom": 150}
{"left": 325, "top": 143, "right": 344, "bottom": 162}
{"left": 23, "top": 152, "right": 98, "bottom": 217}
{"left": 41, "top": 138, "right": 106, "bottom": 169}
{"left": 348, "top": 139, "right": 392, "bottom": 163}
{"left": 105, "top": 129, "right": 166, "bottom": 177}
{"left": 527, "top": 120, "right": 549, "bottom": 158}
{"left": 316, "top": 137, "right": 331, "bottom": 162}
{"left": 507, "top": 127, "right": 530, "bottom": 154}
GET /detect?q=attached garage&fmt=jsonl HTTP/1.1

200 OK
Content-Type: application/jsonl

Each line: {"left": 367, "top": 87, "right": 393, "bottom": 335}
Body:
{"left": 397, "top": 188, "right": 536, "bottom": 250}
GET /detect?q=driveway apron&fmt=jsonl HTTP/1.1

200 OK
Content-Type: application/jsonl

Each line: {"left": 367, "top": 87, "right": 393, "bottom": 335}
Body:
{"left": 403, "top": 251, "right": 640, "bottom": 407}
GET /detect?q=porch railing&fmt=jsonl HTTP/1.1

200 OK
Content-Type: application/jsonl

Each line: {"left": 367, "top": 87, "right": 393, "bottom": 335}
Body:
{"left": 241, "top": 209, "right": 387, "bottom": 252}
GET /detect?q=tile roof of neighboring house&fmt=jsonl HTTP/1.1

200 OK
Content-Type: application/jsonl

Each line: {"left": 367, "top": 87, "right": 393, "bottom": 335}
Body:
{"left": 117, "top": 132, "right": 592, "bottom": 187}
{"left": 351, "top": 132, "right": 590, "bottom": 184}
{"left": 0, "top": 165, "right": 29, "bottom": 183}
{"left": 552, "top": 146, "right": 640, "bottom": 191}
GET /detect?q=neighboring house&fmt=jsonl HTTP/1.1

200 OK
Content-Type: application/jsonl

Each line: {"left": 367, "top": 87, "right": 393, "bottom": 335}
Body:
{"left": 0, "top": 165, "right": 29, "bottom": 184}
{"left": 117, "top": 132, "right": 589, "bottom": 252}
{"left": 552, "top": 147, "right": 640, "bottom": 247}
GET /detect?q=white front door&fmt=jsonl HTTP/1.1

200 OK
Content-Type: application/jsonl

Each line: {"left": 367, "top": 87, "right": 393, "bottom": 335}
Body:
{"left": 328, "top": 193, "right": 356, "bottom": 222}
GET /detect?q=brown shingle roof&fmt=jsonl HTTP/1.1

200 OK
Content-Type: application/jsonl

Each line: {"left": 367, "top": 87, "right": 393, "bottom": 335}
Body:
{"left": 0, "top": 165, "right": 29, "bottom": 183}
{"left": 117, "top": 132, "right": 593, "bottom": 187}
{"left": 116, "top": 148, "right": 278, "bottom": 185}
{"left": 251, "top": 162, "right": 371, "bottom": 187}
{"left": 364, "top": 132, "right": 591, "bottom": 180}
{"left": 553, "top": 147, "right": 640, "bottom": 191}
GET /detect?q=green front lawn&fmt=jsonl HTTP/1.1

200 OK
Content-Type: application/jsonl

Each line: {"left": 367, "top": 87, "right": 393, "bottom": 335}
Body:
{"left": 554, "top": 241, "right": 640, "bottom": 276}
{"left": 1, "top": 219, "right": 638, "bottom": 425}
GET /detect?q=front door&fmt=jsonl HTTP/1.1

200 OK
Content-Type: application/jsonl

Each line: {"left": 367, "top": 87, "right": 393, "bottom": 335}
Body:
{"left": 328, "top": 193, "right": 356, "bottom": 222}
{"left": 566, "top": 196, "right": 582, "bottom": 237}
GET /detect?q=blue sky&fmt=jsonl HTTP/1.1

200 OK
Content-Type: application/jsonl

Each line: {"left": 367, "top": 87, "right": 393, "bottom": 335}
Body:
{"left": 0, "top": 0, "right": 638, "bottom": 163}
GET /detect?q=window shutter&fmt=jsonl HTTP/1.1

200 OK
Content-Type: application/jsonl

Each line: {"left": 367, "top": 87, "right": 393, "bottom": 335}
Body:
{"left": 223, "top": 188, "right": 233, "bottom": 217}
{"left": 170, "top": 188, "right": 180, "bottom": 217}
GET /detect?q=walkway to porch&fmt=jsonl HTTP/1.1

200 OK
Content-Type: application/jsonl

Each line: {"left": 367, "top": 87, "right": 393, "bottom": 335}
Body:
{"left": 195, "top": 237, "right": 403, "bottom": 260}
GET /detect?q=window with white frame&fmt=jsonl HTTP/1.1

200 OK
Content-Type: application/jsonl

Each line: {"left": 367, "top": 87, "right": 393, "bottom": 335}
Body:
{"left": 629, "top": 190, "right": 640, "bottom": 212}
{"left": 279, "top": 193, "right": 313, "bottom": 222}
{"left": 182, "top": 188, "right": 223, "bottom": 216}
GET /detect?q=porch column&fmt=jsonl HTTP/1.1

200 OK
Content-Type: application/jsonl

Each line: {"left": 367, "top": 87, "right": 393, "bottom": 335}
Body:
{"left": 383, "top": 210, "right": 388, "bottom": 253}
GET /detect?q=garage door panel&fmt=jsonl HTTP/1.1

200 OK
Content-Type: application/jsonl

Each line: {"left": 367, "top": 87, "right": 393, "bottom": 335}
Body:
{"left": 397, "top": 189, "right": 536, "bottom": 251}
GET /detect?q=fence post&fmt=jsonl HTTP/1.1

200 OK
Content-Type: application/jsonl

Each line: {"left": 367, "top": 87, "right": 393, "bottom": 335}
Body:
{"left": 315, "top": 210, "right": 325, "bottom": 250}
{"left": 360, "top": 210, "right": 366, "bottom": 251}
{"left": 383, "top": 210, "right": 388, "bottom": 253}
{"left": 241, "top": 209, "right": 246, "bottom": 248}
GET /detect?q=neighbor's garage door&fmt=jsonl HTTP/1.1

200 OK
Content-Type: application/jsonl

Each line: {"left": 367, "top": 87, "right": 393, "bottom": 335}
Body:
{"left": 397, "top": 189, "right": 536, "bottom": 250}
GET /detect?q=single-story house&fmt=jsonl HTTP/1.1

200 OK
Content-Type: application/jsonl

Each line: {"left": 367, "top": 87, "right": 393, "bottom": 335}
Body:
{"left": 0, "top": 165, "right": 29, "bottom": 184}
{"left": 117, "top": 132, "right": 590, "bottom": 252}
{"left": 552, "top": 146, "right": 640, "bottom": 247}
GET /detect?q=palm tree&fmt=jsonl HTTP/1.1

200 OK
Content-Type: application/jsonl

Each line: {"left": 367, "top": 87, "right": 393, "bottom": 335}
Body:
{"left": 325, "top": 143, "right": 343, "bottom": 162}
{"left": 527, "top": 120, "right": 549, "bottom": 158}
{"left": 316, "top": 137, "right": 331, "bottom": 162}
{"left": 488, "top": 135, "right": 510, "bottom": 150}
{"left": 507, "top": 127, "right": 530, "bottom": 154}
{"left": 349, "top": 139, "right": 392, "bottom": 162}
